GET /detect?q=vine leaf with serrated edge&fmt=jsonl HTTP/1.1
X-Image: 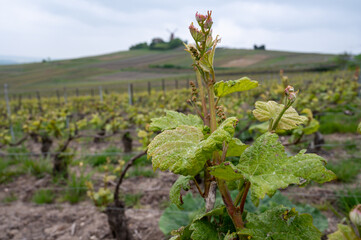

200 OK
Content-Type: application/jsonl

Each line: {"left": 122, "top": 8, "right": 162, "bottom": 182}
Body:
{"left": 253, "top": 101, "right": 308, "bottom": 130}
{"left": 189, "top": 219, "right": 219, "bottom": 240}
{"left": 225, "top": 138, "right": 248, "bottom": 157}
{"left": 148, "top": 117, "right": 238, "bottom": 176}
{"left": 209, "top": 162, "right": 243, "bottom": 181}
{"left": 213, "top": 77, "right": 258, "bottom": 98}
{"left": 169, "top": 176, "right": 193, "bottom": 209}
{"left": 238, "top": 206, "right": 322, "bottom": 240}
{"left": 237, "top": 132, "right": 336, "bottom": 205}
{"left": 149, "top": 110, "right": 203, "bottom": 132}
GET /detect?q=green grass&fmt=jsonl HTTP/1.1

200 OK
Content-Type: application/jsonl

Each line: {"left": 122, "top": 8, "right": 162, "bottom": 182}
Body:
{"left": 319, "top": 111, "right": 361, "bottom": 134}
{"left": 0, "top": 158, "right": 22, "bottom": 183}
{"left": 127, "top": 166, "right": 156, "bottom": 178}
{"left": 336, "top": 187, "right": 361, "bottom": 214}
{"left": 0, "top": 146, "right": 29, "bottom": 183}
{"left": 1, "top": 193, "right": 17, "bottom": 203}
{"left": 123, "top": 154, "right": 150, "bottom": 166}
{"left": 32, "top": 189, "right": 55, "bottom": 204}
{"left": 124, "top": 193, "right": 142, "bottom": 208}
{"left": 327, "top": 158, "right": 361, "bottom": 183}
{"left": 22, "top": 157, "right": 51, "bottom": 178}
{"left": 62, "top": 172, "right": 90, "bottom": 204}
{"left": 87, "top": 146, "right": 123, "bottom": 167}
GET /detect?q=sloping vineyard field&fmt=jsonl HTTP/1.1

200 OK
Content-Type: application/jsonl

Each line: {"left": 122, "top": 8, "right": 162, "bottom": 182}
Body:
{"left": 0, "top": 69, "right": 360, "bottom": 240}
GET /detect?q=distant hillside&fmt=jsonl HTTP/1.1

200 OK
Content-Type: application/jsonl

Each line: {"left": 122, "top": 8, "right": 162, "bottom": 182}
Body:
{"left": 0, "top": 48, "right": 337, "bottom": 94}
{"left": 0, "top": 55, "right": 41, "bottom": 65}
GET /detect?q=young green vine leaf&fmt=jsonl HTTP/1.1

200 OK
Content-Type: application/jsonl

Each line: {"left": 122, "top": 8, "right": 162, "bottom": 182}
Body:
{"left": 148, "top": 117, "right": 238, "bottom": 176}
{"left": 238, "top": 206, "right": 322, "bottom": 240}
{"left": 189, "top": 219, "right": 219, "bottom": 240}
{"left": 209, "top": 162, "right": 243, "bottom": 181}
{"left": 225, "top": 138, "right": 248, "bottom": 157}
{"left": 253, "top": 101, "right": 308, "bottom": 130}
{"left": 169, "top": 175, "right": 193, "bottom": 208}
{"left": 149, "top": 110, "right": 203, "bottom": 132}
{"left": 213, "top": 77, "right": 258, "bottom": 98}
{"left": 236, "top": 132, "right": 336, "bottom": 205}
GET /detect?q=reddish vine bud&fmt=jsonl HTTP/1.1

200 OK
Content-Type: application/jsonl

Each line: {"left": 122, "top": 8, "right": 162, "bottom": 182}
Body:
{"left": 204, "top": 16, "right": 213, "bottom": 29}
{"left": 288, "top": 92, "right": 297, "bottom": 103}
{"left": 195, "top": 12, "right": 207, "bottom": 23}
{"left": 350, "top": 204, "right": 361, "bottom": 227}
{"left": 284, "top": 85, "right": 294, "bottom": 95}
{"left": 284, "top": 85, "right": 297, "bottom": 103}
{"left": 189, "top": 22, "right": 204, "bottom": 42}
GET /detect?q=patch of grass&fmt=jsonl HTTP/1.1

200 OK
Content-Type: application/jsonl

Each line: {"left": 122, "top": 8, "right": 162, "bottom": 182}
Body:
{"left": 327, "top": 158, "right": 361, "bottom": 183}
{"left": 1, "top": 193, "right": 18, "bottom": 203}
{"left": 123, "top": 154, "right": 150, "bottom": 167}
{"left": 22, "top": 157, "right": 51, "bottom": 178}
{"left": 62, "top": 172, "right": 90, "bottom": 204}
{"left": 0, "top": 147, "right": 29, "bottom": 182}
{"left": 127, "top": 166, "right": 156, "bottom": 178}
{"left": 32, "top": 189, "right": 55, "bottom": 204}
{"left": 336, "top": 187, "right": 361, "bottom": 214}
{"left": 124, "top": 193, "right": 142, "bottom": 208}
{"left": 319, "top": 112, "right": 361, "bottom": 134}
{"left": 0, "top": 158, "right": 23, "bottom": 183}
{"left": 87, "top": 146, "right": 122, "bottom": 166}
{"left": 6, "top": 146, "right": 29, "bottom": 163}
{"left": 344, "top": 140, "right": 357, "bottom": 151}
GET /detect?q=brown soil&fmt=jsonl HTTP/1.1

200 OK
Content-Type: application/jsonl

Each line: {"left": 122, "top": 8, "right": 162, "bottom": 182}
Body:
{"left": 0, "top": 171, "right": 177, "bottom": 240}
{"left": 0, "top": 133, "right": 359, "bottom": 239}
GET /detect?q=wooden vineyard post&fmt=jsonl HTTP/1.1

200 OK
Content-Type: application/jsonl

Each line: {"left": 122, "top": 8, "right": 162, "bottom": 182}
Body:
{"left": 186, "top": 79, "right": 190, "bottom": 89}
{"left": 148, "top": 81, "right": 151, "bottom": 96}
{"left": 4, "top": 84, "right": 15, "bottom": 141}
{"left": 99, "top": 86, "right": 103, "bottom": 103}
{"left": 36, "top": 91, "right": 43, "bottom": 113}
{"left": 128, "top": 83, "right": 134, "bottom": 105}
{"left": 91, "top": 88, "right": 94, "bottom": 97}
{"left": 76, "top": 88, "right": 79, "bottom": 97}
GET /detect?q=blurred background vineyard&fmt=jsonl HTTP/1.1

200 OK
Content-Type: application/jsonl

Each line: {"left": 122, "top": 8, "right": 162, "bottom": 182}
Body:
{"left": 1, "top": 1, "right": 361, "bottom": 239}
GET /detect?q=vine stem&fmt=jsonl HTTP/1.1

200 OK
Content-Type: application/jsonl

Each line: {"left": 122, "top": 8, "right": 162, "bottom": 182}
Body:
{"left": 114, "top": 151, "right": 147, "bottom": 206}
{"left": 215, "top": 97, "right": 220, "bottom": 108}
{"left": 217, "top": 179, "right": 244, "bottom": 229}
{"left": 239, "top": 182, "right": 251, "bottom": 214}
{"left": 196, "top": 70, "right": 209, "bottom": 127}
{"left": 192, "top": 177, "right": 204, "bottom": 197}
{"left": 271, "top": 105, "right": 288, "bottom": 131}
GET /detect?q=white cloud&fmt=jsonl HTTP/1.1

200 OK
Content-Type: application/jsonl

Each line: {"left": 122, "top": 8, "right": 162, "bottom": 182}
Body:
{"left": 0, "top": 0, "right": 360, "bottom": 59}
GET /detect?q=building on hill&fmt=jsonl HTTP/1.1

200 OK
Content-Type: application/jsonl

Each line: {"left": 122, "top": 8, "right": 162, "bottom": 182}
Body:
{"left": 151, "top": 38, "right": 165, "bottom": 45}
{"left": 254, "top": 44, "right": 266, "bottom": 50}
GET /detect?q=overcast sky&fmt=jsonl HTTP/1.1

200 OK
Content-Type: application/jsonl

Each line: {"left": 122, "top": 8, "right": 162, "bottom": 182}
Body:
{"left": 1, "top": 0, "right": 360, "bottom": 60}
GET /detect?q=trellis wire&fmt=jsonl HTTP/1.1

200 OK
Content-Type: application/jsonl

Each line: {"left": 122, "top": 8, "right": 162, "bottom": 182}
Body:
{"left": 2, "top": 187, "right": 360, "bottom": 198}
{"left": 1, "top": 141, "right": 360, "bottom": 159}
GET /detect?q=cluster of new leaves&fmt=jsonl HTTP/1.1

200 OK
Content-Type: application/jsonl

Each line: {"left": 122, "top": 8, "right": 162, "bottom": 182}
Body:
{"left": 147, "top": 10, "right": 337, "bottom": 240}
{"left": 148, "top": 112, "right": 237, "bottom": 176}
